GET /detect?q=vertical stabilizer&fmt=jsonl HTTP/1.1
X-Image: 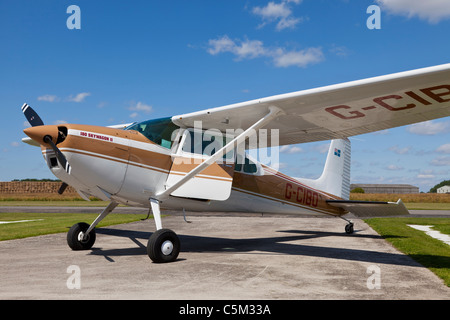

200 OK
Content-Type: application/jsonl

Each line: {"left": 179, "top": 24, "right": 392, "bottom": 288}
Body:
{"left": 296, "top": 139, "right": 351, "bottom": 200}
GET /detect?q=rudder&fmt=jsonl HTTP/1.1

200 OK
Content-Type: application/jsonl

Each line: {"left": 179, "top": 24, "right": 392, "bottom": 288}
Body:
{"left": 296, "top": 138, "right": 351, "bottom": 200}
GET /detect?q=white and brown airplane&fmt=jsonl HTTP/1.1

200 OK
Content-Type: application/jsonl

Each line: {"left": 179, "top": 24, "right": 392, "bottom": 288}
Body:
{"left": 22, "top": 63, "right": 450, "bottom": 263}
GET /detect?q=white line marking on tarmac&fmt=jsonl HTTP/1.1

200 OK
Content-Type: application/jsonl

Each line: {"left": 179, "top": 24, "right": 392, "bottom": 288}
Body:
{"left": 0, "top": 219, "right": 44, "bottom": 225}
{"left": 408, "top": 225, "right": 450, "bottom": 246}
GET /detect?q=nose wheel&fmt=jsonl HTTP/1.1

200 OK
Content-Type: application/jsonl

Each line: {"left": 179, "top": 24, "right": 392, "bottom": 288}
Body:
{"left": 147, "top": 229, "right": 180, "bottom": 263}
{"left": 67, "top": 222, "right": 96, "bottom": 250}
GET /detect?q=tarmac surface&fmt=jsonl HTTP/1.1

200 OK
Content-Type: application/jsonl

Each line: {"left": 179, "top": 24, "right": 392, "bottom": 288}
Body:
{"left": 0, "top": 209, "right": 449, "bottom": 300}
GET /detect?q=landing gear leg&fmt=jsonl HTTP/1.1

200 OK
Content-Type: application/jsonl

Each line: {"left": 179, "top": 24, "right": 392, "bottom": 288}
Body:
{"left": 67, "top": 201, "right": 118, "bottom": 250}
{"left": 147, "top": 199, "right": 180, "bottom": 263}
{"left": 339, "top": 216, "right": 354, "bottom": 234}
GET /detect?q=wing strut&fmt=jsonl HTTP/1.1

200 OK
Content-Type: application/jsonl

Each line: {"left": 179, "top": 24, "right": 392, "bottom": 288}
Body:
{"left": 155, "top": 106, "right": 284, "bottom": 201}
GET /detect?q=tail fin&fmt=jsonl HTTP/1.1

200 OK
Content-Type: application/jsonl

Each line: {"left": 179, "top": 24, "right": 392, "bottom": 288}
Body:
{"left": 296, "top": 139, "right": 351, "bottom": 200}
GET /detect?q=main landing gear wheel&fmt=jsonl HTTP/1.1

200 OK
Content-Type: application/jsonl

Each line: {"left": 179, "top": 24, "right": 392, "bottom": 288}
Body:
{"left": 67, "top": 222, "right": 96, "bottom": 250}
{"left": 147, "top": 229, "right": 180, "bottom": 263}
{"left": 345, "top": 223, "right": 354, "bottom": 234}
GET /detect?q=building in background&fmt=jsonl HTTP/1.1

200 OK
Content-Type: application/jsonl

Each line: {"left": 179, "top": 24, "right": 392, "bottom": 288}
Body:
{"left": 350, "top": 184, "right": 419, "bottom": 194}
{"left": 437, "top": 185, "right": 450, "bottom": 194}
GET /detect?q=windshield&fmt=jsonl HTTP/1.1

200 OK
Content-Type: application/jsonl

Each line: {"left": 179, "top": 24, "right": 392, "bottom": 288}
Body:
{"left": 126, "top": 117, "right": 179, "bottom": 149}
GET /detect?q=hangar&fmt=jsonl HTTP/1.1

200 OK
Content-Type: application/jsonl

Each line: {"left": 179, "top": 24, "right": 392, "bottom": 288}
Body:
{"left": 437, "top": 185, "right": 450, "bottom": 194}
{"left": 350, "top": 184, "right": 419, "bottom": 194}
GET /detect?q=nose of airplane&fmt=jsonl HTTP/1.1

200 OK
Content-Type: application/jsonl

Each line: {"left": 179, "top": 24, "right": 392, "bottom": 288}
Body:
{"left": 23, "top": 125, "right": 60, "bottom": 148}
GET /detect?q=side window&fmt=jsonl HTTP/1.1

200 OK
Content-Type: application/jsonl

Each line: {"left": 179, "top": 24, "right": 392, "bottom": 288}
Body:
{"left": 235, "top": 154, "right": 258, "bottom": 174}
{"left": 181, "top": 129, "right": 232, "bottom": 160}
{"left": 235, "top": 154, "right": 243, "bottom": 172}
{"left": 243, "top": 157, "right": 257, "bottom": 173}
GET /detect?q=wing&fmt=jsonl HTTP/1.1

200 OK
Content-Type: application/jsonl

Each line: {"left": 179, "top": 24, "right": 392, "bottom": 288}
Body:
{"left": 172, "top": 63, "right": 450, "bottom": 146}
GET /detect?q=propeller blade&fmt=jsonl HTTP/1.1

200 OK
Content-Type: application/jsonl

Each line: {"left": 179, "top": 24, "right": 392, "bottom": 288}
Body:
{"left": 22, "top": 103, "right": 44, "bottom": 127}
{"left": 58, "top": 182, "right": 69, "bottom": 195}
{"left": 43, "top": 135, "right": 72, "bottom": 174}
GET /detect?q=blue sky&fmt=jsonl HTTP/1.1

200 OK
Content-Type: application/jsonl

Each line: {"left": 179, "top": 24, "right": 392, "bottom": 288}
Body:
{"left": 1, "top": 0, "right": 450, "bottom": 192}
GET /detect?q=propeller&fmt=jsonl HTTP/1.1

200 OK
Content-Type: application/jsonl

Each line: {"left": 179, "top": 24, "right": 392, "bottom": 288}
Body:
{"left": 43, "top": 134, "right": 72, "bottom": 174}
{"left": 22, "top": 103, "right": 72, "bottom": 191}
{"left": 22, "top": 103, "right": 44, "bottom": 127}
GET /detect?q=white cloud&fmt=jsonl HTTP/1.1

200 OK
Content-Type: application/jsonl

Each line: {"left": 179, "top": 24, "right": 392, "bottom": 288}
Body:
{"left": 208, "top": 36, "right": 238, "bottom": 55}
{"left": 67, "top": 92, "right": 91, "bottom": 103}
{"left": 385, "top": 164, "right": 404, "bottom": 171}
{"left": 37, "top": 94, "right": 59, "bottom": 102}
{"left": 407, "top": 120, "right": 450, "bottom": 135}
{"left": 253, "top": 2, "right": 291, "bottom": 20}
{"left": 207, "top": 35, "right": 323, "bottom": 68}
{"left": 417, "top": 174, "right": 435, "bottom": 179}
{"left": 37, "top": 93, "right": 92, "bottom": 103}
{"left": 389, "top": 145, "right": 411, "bottom": 155}
{"left": 128, "top": 101, "right": 153, "bottom": 118}
{"left": 252, "top": 1, "right": 304, "bottom": 31}
{"left": 431, "top": 156, "right": 450, "bottom": 166}
{"left": 129, "top": 101, "right": 153, "bottom": 113}
{"left": 280, "top": 145, "right": 304, "bottom": 154}
{"left": 10, "top": 142, "right": 20, "bottom": 147}
{"left": 436, "top": 143, "right": 450, "bottom": 154}
{"left": 329, "top": 45, "right": 350, "bottom": 57}
{"left": 208, "top": 36, "right": 265, "bottom": 59}
{"left": 232, "top": 39, "right": 266, "bottom": 60}
{"left": 376, "top": 0, "right": 450, "bottom": 23}
{"left": 311, "top": 143, "right": 330, "bottom": 154}
{"left": 97, "top": 101, "right": 107, "bottom": 108}
{"left": 272, "top": 47, "right": 323, "bottom": 68}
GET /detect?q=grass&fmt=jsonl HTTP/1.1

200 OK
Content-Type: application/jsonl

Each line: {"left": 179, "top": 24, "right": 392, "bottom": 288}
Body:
{"left": 405, "top": 203, "right": 450, "bottom": 210}
{"left": 350, "top": 193, "right": 450, "bottom": 203}
{"left": 0, "top": 212, "right": 145, "bottom": 241}
{"left": 349, "top": 193, "right": 450, "bottom": 210}
{"left": 364, "top": 217, "right": 450, "bottom": 287}
{"left": 0, "top": 200, "right": 113, "bottom": 207}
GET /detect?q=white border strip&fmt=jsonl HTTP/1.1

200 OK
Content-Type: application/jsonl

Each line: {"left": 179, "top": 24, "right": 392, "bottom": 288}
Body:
{"left": 408, "top": 225, "right": 450, "bottom": 246}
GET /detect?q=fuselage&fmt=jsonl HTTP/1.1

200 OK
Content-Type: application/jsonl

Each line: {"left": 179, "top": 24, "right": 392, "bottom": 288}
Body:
{"left": 31, "top": 121, "right": 345, "bottom": 217}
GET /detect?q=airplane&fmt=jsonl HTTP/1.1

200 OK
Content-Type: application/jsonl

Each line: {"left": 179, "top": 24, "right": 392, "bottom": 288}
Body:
{"left": 21, "top": 63, "right": 450, "bottom": 263}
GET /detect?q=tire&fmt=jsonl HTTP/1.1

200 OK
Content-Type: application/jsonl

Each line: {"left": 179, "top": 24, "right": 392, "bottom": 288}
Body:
{"left": 147, "top": 229, "right": 180, "bottom": 263}
{"left": 345, "top": 223, "right": 354, "bottom": 234}
{"left": 67, "top": 222, "right": 96, "bottom": 250}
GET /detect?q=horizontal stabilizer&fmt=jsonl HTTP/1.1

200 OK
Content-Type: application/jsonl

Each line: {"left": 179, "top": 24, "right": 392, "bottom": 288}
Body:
{"left": 326, "top": 199, "right": 409, "bottom": 217}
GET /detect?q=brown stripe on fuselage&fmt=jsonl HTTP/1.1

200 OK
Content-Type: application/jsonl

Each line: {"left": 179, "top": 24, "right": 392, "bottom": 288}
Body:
{"left": 232, "top": 170, "right": 344, "bottom": 216}
{"left": 58, "top": 124, "right": 173, "bottom": 172}
{"left": 170, "top": 156, "right": 234, "bottom": 180}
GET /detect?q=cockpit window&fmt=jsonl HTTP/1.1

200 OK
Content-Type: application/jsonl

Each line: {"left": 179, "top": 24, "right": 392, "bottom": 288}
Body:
{"left": 126, "top": 117, "right": 179, "bottom": 149}
{"left": 181, "top": 129, "right": 226, "bottom": 155}
{"left": 235, "top": 154, "right": 258, "bottom": 174}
